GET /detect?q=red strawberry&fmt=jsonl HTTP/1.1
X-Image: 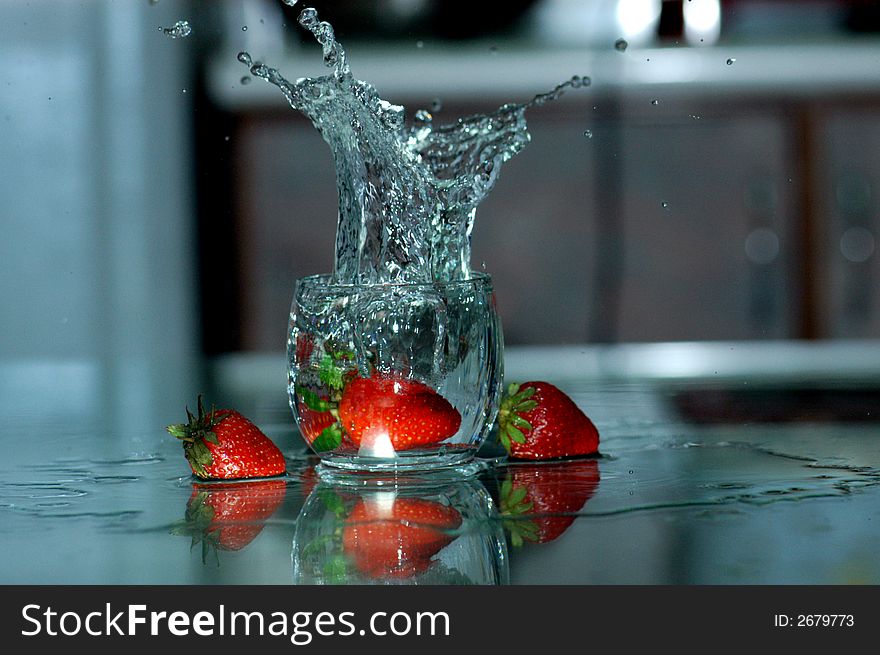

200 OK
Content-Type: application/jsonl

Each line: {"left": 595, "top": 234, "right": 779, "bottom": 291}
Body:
{"left": 337, "top": 375, "right": 461, "bottom": 451}
{"left": 342, "top": 496, "right": 462, "bottom": 579}
{"left": 172, "top": 479, "right": 287, "bottom": 562}
{"left": 497, "top": 381, "right": 599, "bottom": 459}
{"left": 500, "top": 459, "right": 600, "bottom": 545}
{"left": 167, "top": 396, "right": 286, "bottom": 479}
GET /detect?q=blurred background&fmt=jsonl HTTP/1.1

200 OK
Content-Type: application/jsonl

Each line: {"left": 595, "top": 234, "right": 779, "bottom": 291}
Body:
{"left": 4, "top": 0, "right": 880, "bottom": 424}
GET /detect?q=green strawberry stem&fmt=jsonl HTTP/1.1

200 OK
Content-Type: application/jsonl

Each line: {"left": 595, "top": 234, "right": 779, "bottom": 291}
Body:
{"left": 311, "top": 423, "right": 343, "bottom": 452}
{"left": 168, "top": 491, "right": 222, "bottom": 566}
{"left": 166, "top": 395, "right": 224, "bottom": 478}
{"left": 297, "top": 385, "right": 337, "bottom": 412}
{"left": 496, "top": 383, "right": 537, "bottom": 453}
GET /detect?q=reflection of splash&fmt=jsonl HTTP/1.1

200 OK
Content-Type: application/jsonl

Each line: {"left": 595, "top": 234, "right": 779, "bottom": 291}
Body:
{"left": 498, "top": 458, "right": 601, "bottom": 546}
{"left": 292, "top": 474, "right": 507, "bottom": 584}
{"left": 171, "top": 479, "right": 288, "bottom": 565}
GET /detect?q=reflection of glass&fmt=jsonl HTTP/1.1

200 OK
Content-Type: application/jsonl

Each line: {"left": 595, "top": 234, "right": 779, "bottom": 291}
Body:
{"left": 292, "top": 478, "right": 508, "bottom": 584}
{"left": 288, "top": 273, "right": 503, "bottom": 475}
{"left": 171, "top": 479, "right": 288, "bottom": 565}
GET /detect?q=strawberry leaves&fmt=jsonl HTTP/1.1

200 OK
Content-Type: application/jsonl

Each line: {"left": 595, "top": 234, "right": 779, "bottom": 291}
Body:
{"left": 497, "top": 383, "right": 537, "bottom": 453}
{"left": 166, "top": 395, "right": 225, "bottom": 478}
{"left": 311, "top": 423, "right": 343, "bottom": 452}
{"left": 499, "top": 477, "right": 539, "bottom": 547}
{"left": 296, "top": 386, "right": 335, "bottom": 412}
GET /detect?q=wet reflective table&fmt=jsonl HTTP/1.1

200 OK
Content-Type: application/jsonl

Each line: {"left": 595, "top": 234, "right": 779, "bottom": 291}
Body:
{"left": 2, "top": 342, "right": 880, "bottom": 584}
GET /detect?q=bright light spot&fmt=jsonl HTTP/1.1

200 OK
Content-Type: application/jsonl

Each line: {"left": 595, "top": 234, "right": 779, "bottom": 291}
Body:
{"left": 365, "top": 491, "right": 398, "bottom": 517}
{"left": 359, "top": 430, "right": 398, "bottom": 459}
{"left": 616, "top": 0, "right": 662, "bottom": 47}
{"left": 683, "top": 0, "right": 721, "bottom": 46}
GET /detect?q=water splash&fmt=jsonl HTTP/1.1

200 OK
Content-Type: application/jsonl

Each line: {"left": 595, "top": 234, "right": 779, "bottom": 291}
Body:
{"left": 239, "top": 6, "right": 588, "bottom": 284}
{"left": 161, "top": 20, "right": 191, "bottom": 39}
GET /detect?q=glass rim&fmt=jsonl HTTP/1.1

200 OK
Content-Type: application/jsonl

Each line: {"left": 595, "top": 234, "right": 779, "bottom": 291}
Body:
{"left": 295, "top": 270, "right": 494, "bottom": 292}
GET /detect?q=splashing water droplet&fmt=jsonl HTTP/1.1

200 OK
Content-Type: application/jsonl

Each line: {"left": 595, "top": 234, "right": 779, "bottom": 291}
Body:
{"left": 298, "top": 7, "right": 319, "bottom": 29}
{"left": 282, "top": 0, "right": 299, "bottom": 6}
{"left": 584, "top": 129, "right": 593, "bottom": 139}
{"left": 614, "top": 38, "right": 628, "bottom": 52}
{"left": 416, "top": 40, "right": 424, "bottom": 49}
{"left": 661, "top": 201, "right": 669, "bottom": 210}
{"left": 726, "top": 57, "right": 736, "bottom": 65}
{"left": 651, "top": 99, "right": 660, "bottom": 106}
{"left": 242, "top": 25, "right": 248, "bottom": 32}
{"left": 161, "top": 20, "right": 191, "bottom": 39}
{"left": 240, "top": 76, "right": 252, "bottom": 85}
{"left": 431, "top": 97, "right": 443, "bottom": 112}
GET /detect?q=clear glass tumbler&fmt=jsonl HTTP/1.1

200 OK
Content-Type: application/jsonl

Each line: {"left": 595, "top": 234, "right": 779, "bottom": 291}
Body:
{"left": 287, "top": 272, "right": 503, "bottom": 476}
{"left": 291, "top": 477, "right": 509, "bottom": 584}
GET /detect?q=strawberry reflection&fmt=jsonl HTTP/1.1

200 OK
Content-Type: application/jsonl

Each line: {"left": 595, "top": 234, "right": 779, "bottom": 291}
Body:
{"left": 171, "top": 478, "right": 288, "bottom": 565}
{"left": 499, "top": 458, "right": 600, "bottom": 546}
{"left": 292, "top": 474, "right": 507, "bottom": 584}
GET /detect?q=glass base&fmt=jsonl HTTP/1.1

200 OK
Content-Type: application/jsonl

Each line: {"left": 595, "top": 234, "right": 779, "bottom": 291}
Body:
{"left": 315, "top": 452, "right": 492, "bottom": 487}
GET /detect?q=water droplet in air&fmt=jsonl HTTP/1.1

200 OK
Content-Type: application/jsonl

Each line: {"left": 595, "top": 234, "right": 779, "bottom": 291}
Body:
{"left": 726, "top": 57, "right": 736, "bottom": 65}
{"left": 224, "top": 135, "right": 230, "bottom": 142}
{"left": 415, "top": 40, "right": 424, "bottom": 49}
{"left": 661, "top": 201, "right": 669, "bottom": 210}
{"left": 237, "top": 51, "right": 252, "bottom": 66}
{"left": 242, "top": 25, "right": 248, "bottom": 32}
{"left": 430, "top": 98, "right": 442, "bottom": 112}
{"left": 614, "top": 38, "right": 628, "bottom": 51}
{"left": 489, "top": 45, "right": 498, "bottom": 55}
{"left": 584, "top": 129, "right": 593, "bottom": 139}
{"left": 161, "top": 20, "right": 191, "bottom": 39}
{"left": 282, "top": 0, "right": 299, "bottom": 6}
{"left": 481, "top": 261, "right": 487, "bottom": 270}
{"left": 651, "top": 99, "right": 659, "bottom": 106}
{"left": 240, "top": 76, "right": 251, "bottom": 85}
{"left": 298, "top": 7, "right": 319, "bottom": 29}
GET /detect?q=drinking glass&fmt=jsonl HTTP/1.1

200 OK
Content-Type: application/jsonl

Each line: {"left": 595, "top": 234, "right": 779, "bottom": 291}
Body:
{"left": 287, "top": 272, "right": 503, "bottom": 476}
